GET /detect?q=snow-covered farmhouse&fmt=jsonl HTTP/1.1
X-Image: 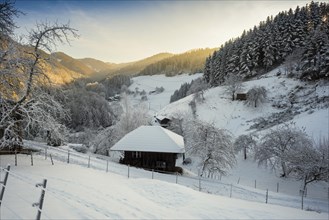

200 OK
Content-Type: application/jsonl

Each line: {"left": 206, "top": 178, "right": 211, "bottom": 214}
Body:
{"left": 111, "top": 126, "right": 185, "bottom": 172}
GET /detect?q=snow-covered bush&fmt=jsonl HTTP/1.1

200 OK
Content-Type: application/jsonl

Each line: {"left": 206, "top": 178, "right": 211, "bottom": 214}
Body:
{"left": 184, "top": 119, "right": 235, "bottom": 177}
{"left": 234, "top": 134, "right": 257, "bottom": 160}
{"left": 224, "top": 74, "right": 244, "bottom": 101}
{"left": 246, "top": 86, "right": 267, "bottom": 108}
{"left": 289, "top": 136, "right": 329, "bottom": 192}
{"left": 254, "top": 123, "right": 313, "bottom": 177}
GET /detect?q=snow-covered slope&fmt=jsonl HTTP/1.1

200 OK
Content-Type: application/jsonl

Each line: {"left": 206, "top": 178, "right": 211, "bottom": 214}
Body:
{"left": 157, "top": 67, "right": 328, "bottom": 138}
{"left": 1, "top": 154, "right": 328, "bottom": 219}
{"left": 128, "top": 73, "right": 202, "bottom": 114}
{"left": 125, "top": 69, "right": 328, "bottom": 202}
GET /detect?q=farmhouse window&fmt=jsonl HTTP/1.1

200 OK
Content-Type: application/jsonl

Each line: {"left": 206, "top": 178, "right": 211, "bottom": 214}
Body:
{"left": 132, "top": 151, "right": 141, "bottom": 158}
{"left": 156, "top": 161, "right": 166, "bottom": 168}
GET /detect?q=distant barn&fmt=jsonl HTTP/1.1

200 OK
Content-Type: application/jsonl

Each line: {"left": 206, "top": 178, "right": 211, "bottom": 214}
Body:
{"left": 154, "top": 115, "right": 171, "bottom": 128}
{"left": 110, "top": 126, "right": 185, "bottom": 172}
{"left": 236, "top": 93, "right": 247, "bottom": 101}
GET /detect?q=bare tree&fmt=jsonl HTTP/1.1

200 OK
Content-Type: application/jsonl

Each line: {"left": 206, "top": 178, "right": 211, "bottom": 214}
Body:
{"left": 234, "top": 133, "right": 257, "bottom": 160}
{"left": 184, "top": 119, "right": 235, "bottom": 176}
{"left": 111, "top": 93, "right": 150, "bottom": 143}
{"left": 289, "top": 136, "right": 328, "bottom": 193}
{"left": 90, "top": 93, "right": 150, "bottom": 156}
{"left": 254, "top": 123, "right": 313, "bottom": 177}
{"left": 224, "top": 74, "right": 244, "bottom": 101}
{"left": 0, "top": 1, "right": 21, "bottom": 40}
{"left": 0, "top": 2, "right": 78, "bottom": 149}
{"left": 188, "top": 99, "right": 197, "bottom": 118}
{"left": 246, "top": 86, "right": 267, "bottom": 108}
{"left": 90, "top": 126, "right": 115, "bottom": 155}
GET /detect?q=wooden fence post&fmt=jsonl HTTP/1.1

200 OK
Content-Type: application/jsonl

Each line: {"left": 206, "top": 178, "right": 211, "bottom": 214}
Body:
{"left": 237, "top": 177, "right": 240, "bottom": 184}
{"left": 106, "top": 160, "right": 109, "bottom": 173}
{"left": 277, "top": 182, "right": 279, "bottom": 193}
{"left": 33, "top": 179, "right": 47, "bottom": 220}
{"left": 254, "top": 179, "right": 256, "bottom": 189}
{"left": 67, "top": 150, "right": 70, "bottom": 163}
{"left": 230, "top": 184, "right": 233, "bottom": 198}
{"left": 301, "top": 189, "right": 304, "bottom": 210}
{"left": 88, "top": 155, "right": 91, "bottom": 168}
{"left": 128, "top": 165, "right": 130, "bottom": 178}
{"left": 45, "top": 148, "right": 47, "bottom": 160}
{"left": 15, "top": 150, "right": 17, "bottom": 166}
{"left": 176, "top": 172, "right": 178, "bottom": 184}
{"left": 0, "top": 165, "right": 10, "bottom": 207}
{"left": 30, "top": 151, "right": 34, "bottom": 166}
{"left": 265, "top": 189, "right": 268, "bottom": 203}
{"left": 152, "top": 169, "right": 154, "bottom": 179}
{"left": 198, "top": 177, "right": 201, "bottom": 191}
{"left": 50, "top": 154, "right": 54, "bottom": 165}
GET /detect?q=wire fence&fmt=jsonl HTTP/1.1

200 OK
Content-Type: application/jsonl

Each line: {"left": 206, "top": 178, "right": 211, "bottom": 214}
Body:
{"left": 2, "top": 145, "right": 329, "bottom": 215}
{"left": 0, "top": 165, "right": 50, "bottom": 220}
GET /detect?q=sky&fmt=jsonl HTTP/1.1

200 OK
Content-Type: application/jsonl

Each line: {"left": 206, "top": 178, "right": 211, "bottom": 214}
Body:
{"left": 14, "top": 0, "right": 312, "bottom": 63}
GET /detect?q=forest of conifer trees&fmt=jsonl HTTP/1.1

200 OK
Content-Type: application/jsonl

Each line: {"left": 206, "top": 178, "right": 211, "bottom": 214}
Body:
{"left": 139, "top": 48, "right": 216, "bottom": 76}
{"left": 204, "top": 1, "right": 329, "bottom": 86}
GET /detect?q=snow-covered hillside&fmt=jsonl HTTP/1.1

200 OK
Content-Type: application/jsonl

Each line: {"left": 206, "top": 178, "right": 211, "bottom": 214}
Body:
{"left": 124, "top": 69, "right": 328, "bottom": 202}
{"left": 128, "top": 73, "right": 203, "bottom": 114}
{"left": 157, "top": 67, "right": 328, "bottom": 138}
{"left": 1, "top": 152, "right": 328, "bottom": 219}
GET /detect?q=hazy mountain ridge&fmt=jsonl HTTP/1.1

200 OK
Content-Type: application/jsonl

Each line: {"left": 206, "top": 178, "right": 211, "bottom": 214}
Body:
{"left": 45, "top": 49, "right": 218, "bottom": 81}
{"left": 42, "top": 50, "right": 212, "bottom": 81}
{"left": 78, "top": 57, "right": 115, "bottom": 72}
{"left": 139, "top": 48, "right": 217, "bottom": 76}
{"left": 108, "top": 52, "right": 174, "bottom": 76}
{"left": 52, "top": 52, "right": 95, "bottom": 76}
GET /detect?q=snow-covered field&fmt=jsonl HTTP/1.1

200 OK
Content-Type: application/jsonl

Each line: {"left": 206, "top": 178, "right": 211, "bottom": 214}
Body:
{"left": 0, "top": 151, "right": 328, "bottom": 219}
{"left": 1, "top": 70, "right": 328, "bottom": 219}
{"left": 128, "top": 73, "right": 202, "bottom": 114}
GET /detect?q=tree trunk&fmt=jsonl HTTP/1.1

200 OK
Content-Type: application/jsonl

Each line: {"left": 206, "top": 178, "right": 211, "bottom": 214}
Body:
{"left": 243, "top": 146, "right": 247, "bottom": 160}
{"left": 201, "top": 156, "right": 211, "bottom": 177}
{"left": 281, "top": 161, "right": 287, "bottom": 177}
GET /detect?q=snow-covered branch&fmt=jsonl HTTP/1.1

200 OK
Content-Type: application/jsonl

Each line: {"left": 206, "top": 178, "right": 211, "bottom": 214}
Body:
{"left": 0, "top": 2, "right": 78, "bottom": 149}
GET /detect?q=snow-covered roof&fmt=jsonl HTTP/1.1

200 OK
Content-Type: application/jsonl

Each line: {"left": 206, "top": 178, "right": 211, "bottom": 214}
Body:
{"left": 110, "top": 126, "right": 185, "bottom": 153}
{"left": 155, "top": 115, "right": 170, "bottom": 121}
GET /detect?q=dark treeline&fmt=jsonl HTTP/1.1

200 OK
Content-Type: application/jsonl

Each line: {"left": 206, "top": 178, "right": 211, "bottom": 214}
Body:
{"left": 139, "top": 48, "right": 217, "bottom": 76}
{"left": 56, "top": 75, "right": 131, "bottom": 131}
{"left": 204, "top": 1, "right": 329, "bottom": 86}
{"left": 170, "top": 77, "right": 207, "bottom": 103}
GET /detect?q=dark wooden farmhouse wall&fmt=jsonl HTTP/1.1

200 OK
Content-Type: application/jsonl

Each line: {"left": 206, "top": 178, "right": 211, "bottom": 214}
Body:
{"left": 122, "top": 151, "right": 177, "bottom": 172}
{"left": 236, "top": 93, "right": 247, "bottom": 101}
